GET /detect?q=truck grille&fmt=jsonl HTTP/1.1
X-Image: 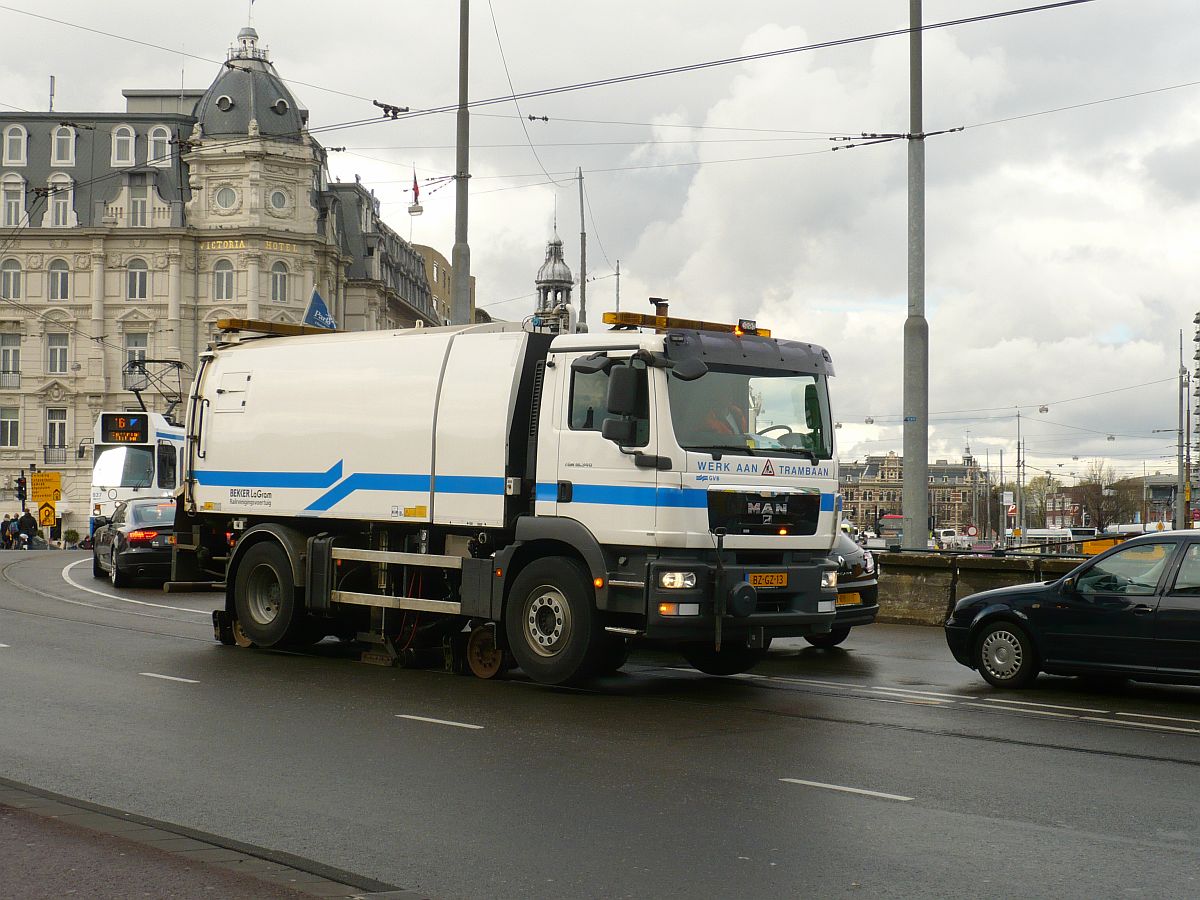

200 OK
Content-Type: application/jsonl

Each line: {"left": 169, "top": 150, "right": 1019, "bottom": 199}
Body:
{"left": 707, "top": 490, "right": 820, "bottom": 536}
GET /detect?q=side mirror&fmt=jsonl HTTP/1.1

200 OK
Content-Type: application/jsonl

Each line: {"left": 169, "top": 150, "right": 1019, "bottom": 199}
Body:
{"left": 606, "top": 365, "right": 640, "bottom": 416}
{"left": 93, "top": 516, "right": 109, "bottom": 528}
{"left": 601, "top": 417, "right": 636, "bottom": 445}
{"left": 1061, "top": 575, "right": 1077, "bottom": 593}
{"left": 570, "top": 353, "right": 613, "bottom": 375}
{"left": 670, "top": 358, "right": 708, "bottom": 381}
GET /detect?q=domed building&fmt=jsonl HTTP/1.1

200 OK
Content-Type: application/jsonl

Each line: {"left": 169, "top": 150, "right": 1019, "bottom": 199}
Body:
{"left": 0, "top": 25, "right": 440, "bottom": 529}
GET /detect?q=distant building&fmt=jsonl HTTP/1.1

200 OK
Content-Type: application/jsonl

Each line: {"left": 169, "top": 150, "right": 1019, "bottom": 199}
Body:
{"left": 0, "top": 25, "right": 437, "bottom": 524}
{"left": 840, "top": 451, "right": 983, "bottom": 532}
{"left": 412, "top": 244, "right": 476, "bottom": 325}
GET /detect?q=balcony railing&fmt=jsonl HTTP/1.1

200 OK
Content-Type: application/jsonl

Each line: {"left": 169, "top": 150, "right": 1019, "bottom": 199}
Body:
{"left": 0, "top": 371, "right": 19, "bottom": 389}
{"left": 43, "top": 445, "right": 67, "bottom": 465}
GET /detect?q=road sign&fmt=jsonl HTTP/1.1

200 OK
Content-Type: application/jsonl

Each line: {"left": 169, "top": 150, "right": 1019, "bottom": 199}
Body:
{"left": 37, "top": 502, "right": 55, "bottom": 527}
{"left": 30, "top": 471, "right": 61, "bottom": 506}
{"left": 966, "top": 525, "right": 979, "bottom": 537}
{"left": 1006, "top": 504, "right": 1017, "bottom": 517}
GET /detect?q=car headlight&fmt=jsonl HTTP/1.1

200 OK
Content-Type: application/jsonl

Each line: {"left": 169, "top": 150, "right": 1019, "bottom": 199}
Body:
{"left": 862, "top": 550, "right": 874, "bottom": 575}
{"left": 821, "top": 570, "right": 838, "bottom": 589}
{"left": 659, "top": 571, "right": 698, "bottom": 589}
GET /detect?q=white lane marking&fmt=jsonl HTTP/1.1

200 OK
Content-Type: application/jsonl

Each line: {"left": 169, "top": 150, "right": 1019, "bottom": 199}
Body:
{"left": 873, "top": 691, "right": 964, "bottom": 705}
{"left": 139, "top": 672, "right": 199, "bottom": 684}
{"left": 962, "top": 702, "right": 1076, "bottom": 719}
{"left": 1117, "top": 711, "right": 1200, "bottom": 725}
{"left": 756, "top": 675, "right": 861, "bottom": 690}
{"left": 395, "top": 714, "right": 483, "bottom": 730}
{"left": 1083, "top": 716, "right": 1200, "bottom": 735}
{"left": 780, "top": 778, "right": 913, "bottom": 802}
{"left": 61, "top": 560, "right": 210, "bottom": 617}
{"left": 984, "top": 697, "right": 1108, "bottom": 714}
{"left": 0, "top": 643, "right": 8, "bottom": 647}
{"left": 871, "top": 696, "right": 949, "bottom": 707}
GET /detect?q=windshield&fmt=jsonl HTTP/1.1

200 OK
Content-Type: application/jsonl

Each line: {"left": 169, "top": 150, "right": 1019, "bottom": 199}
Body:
{"left": 667, "top": 368, "right": 832, "bottom": 458}
{"left": 93, "top": 445, "right": 156, "bottom": 488}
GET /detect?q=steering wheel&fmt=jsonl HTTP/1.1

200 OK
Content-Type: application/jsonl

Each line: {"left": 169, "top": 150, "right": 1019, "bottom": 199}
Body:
{"left": 1088, "top": 573, "right": 1126, "bottom": 593}
{"left": 757, "top": 424, "right": 793, "bottom": 437}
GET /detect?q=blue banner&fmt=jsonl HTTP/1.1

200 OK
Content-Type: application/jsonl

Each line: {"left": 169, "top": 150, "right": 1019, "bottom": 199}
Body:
{"left": 303, "top": 288, "right": 337, "bottom": 330}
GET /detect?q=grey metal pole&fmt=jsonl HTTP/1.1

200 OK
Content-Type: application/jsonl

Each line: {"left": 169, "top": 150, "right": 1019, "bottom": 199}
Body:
{"left": 577, "top": 167, "right": 587, "bottom": 332}
{"left": 902, "top": 0, "right": 929, "bottom": 550}
{"left": 615, "top": 259, "right": 620, "bottom": 313}
{"left": 1178, "top": 333, "right": 1186, "bottom": 529}
{"left": 450, "top": 0, "right": 472, "bottom": 326}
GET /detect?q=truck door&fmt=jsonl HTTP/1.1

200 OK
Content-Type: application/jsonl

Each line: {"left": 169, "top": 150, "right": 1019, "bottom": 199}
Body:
{"left": 551, "top": 352, "right": 659, "bottom": 546}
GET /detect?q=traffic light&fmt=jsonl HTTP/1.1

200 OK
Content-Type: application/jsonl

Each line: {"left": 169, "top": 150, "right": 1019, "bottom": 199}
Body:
{"left": 14, "top": 474, "right": 25, "bottom": 502}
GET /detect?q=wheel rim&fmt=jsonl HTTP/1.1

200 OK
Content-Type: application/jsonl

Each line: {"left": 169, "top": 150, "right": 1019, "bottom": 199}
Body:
{"left": 110, "top": 551, "right": 119, "bottom": 586}
{"left": 522, "top": 584, "right": 572, "bottom": 658}
{"left": 245, "top": 563, "right": 283, "bottom": 626}
{"left": 980, "top": 629, "right": 1023, "bottom": 681}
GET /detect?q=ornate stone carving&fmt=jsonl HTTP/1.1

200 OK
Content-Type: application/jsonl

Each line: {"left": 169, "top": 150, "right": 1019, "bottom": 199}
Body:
{"left": 107, "top": 253, "right": 122, "bottom": 268}
{"left": 130, "top": 239, "right": 148, "bottom": 249}
{"left": 153, "top": 254, "right": 169, "bottom": 269}
{"left": 49, "top": 239, "right": 68, "bottom": 249}
{"left": 26, "top": 254, "right": 43, "bottom": 270}
{"left": 74, "top": 254, "right": 91, "bottom": 270}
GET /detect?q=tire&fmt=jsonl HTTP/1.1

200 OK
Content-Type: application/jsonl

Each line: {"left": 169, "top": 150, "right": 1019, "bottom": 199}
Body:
{"left": 92, "top": 551, "right": 105, "bottom": 579}
{"left": 680, "top": 643, "right": 766, "bottom": 677}
{"left": 232, "top": 542, "right": 305, "bottom": 648}
{"left": 110, "top": 549, "right": 129, "bottom": 589}
{"left": 595, "top": 635, "right": 630, "bottom": 675}
{"left": 805, "top": 627, "right": 851, "bottom": 649}
{"left": 504, "top": 557, "right": 602, "bottom": 685}
{"left": 974, "top": 620, "right": 1038, "bottom": 688}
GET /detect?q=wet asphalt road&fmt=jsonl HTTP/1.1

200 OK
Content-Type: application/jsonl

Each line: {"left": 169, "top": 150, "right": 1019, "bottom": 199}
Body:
{"left": 1, "top": 551, "right": 1198, "bottom": 899}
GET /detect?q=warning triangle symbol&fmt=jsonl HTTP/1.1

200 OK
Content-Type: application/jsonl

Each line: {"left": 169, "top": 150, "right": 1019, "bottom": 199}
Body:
{"left": 761, "top": 458, "right": 775, "bottom": 476}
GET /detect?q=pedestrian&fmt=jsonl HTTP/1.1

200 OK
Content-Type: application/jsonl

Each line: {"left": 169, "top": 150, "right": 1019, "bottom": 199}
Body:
{"left": 7, "top": 514, "right": 19, "bottom": 548}
{"left": 1, "top": 514, "right": 10, "bottom": 549}
{"left": 18, "top": 508, "right": 36, "bottom": 550}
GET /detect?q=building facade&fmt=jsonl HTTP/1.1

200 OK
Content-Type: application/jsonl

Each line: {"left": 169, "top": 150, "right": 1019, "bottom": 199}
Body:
{"left": 840, "top": 451, "right": 984, "bottom": 533}
{"left": 0, "top": 26, "right": 437, "bottom": 527}
{"left": 412, "top": 244, "right": 476, "bottom": 326}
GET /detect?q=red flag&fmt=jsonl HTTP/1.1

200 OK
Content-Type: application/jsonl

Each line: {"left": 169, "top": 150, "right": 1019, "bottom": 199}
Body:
{"left": 412, "top": 169, "right": 419, "bottom": 204}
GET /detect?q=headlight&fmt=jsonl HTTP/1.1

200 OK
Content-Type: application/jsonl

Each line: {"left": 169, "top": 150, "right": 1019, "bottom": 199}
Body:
{"left": 821, "top": 570, "right": 838, "bottom": 589}
{"left": 862, "top": 550, "right": 874, "bottom": 575}
{"left": 659, "top": 571, "right": 698, "bottom": 589}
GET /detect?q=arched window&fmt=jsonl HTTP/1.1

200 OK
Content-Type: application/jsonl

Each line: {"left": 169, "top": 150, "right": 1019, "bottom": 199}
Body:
{"left": 148, "top": 126, "right": 171, "bottom": 167}
{"left": 111, "top": 125, "right": 135, "bottom": 166}
{"left": 126, "top": 258, "right": 148, "bottom": 300}
{"left": 2, "top": 125, "right": 26, "bottom": 166}
{"left": 270, "top": 261, "right": 288, "bottom": 303}
{"left": 51, "top": 125, "right": 75, "bottom": 166}
{"left": 213, "top": 259, "right": 234, "bottom": 301}
{"left": 0, "top": 259, "right": 21, "bottom": 300}
{"left": 47, "top": 174, "right": 74, "bottom": 227}
{"left": 1, "top": 175, "right": 24, "bottom": 228}
{"left": 48, "top": 259, "right": 69, "bottom": 301}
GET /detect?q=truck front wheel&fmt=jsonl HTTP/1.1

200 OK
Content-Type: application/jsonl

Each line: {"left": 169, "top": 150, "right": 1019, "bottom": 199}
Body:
{"left": 233, "top": 542, "right": 304, "bottom": 648}
{"left": 505, "top": 557, "right": 602, "bottom": 685}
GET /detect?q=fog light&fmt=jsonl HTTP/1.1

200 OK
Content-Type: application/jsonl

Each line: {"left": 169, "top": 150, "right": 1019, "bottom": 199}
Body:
{"left": 659, "top": 571, "right": 697, "bottom": 589}
{"left": 818, "top": 599, "right": 836, "bottom": 613}
{"left": 821, "top": 570, "right": 838, "bottom": 589}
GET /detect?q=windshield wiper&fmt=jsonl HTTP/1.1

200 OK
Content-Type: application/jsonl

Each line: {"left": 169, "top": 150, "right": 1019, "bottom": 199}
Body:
{"left": 689, "top": 444, "right": 758, "bottom": 459}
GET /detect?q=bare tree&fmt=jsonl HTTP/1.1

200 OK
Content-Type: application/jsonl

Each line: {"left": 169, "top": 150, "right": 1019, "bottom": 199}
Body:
{"left": 1024, "top": 474, "right": 1061, "bottom": 529}
{"left": 1076, "top": 460, "right": 1137, "bottom": 531}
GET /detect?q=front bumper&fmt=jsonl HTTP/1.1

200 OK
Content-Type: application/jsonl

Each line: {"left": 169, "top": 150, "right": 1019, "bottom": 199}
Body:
{"left": 944, "top": 623, "right": 973, "bottom": 667}
{"left": 834, "top": 581, "right": 879, "bottom": 628}
{"left": 641, "top": 557, "right": 837, "bottom": 641}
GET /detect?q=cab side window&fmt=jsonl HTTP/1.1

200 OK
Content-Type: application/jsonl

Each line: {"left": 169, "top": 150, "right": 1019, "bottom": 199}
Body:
{"left": 1170, "top": 544, "right": 1200, "bottom": 595}
{"left": 157, "top": 443, "right": 176, "bottom": 489}
{"left": 568, "top": 361, "right": 649, "bottom": 447}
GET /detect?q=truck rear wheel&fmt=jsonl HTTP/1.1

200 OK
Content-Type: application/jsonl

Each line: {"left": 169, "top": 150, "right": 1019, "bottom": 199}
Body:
{"left": 680, "top": 643, "right": 766, "bottom": 677}
{"left": 505, "top": 557, "right": 602, "bottom": 685}
{"left": 233, "top": 542, "right": 305, "bottom": 648}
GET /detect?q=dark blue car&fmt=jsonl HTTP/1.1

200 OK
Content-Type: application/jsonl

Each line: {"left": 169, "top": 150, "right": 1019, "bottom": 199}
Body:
{"left": 945, "top": 532, "right": 1200, "bottom": 688}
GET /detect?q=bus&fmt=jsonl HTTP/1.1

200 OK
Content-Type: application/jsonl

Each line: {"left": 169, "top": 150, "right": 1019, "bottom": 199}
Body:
{"left": 89, "top": 412, "right": 184, "bottom": 531}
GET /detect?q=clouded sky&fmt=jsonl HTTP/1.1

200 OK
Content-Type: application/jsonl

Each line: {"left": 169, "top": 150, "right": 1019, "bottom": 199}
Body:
{"left": 2, "top": 0, "right": 1195, "bottom": 484}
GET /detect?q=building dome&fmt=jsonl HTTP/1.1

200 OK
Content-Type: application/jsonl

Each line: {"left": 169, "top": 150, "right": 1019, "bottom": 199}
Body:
{"left": 193, "top": 27, "right": 305, "bottom": 142}
{"left": 536, "top": 233, "right": 573, "bottom": 286}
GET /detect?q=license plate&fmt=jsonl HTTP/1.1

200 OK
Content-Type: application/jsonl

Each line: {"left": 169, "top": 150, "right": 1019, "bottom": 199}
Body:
{"left": 749, "top": 572, "right": 787, "bottom": 588}
{"left": 836, "top": 591, "right": 862, "bottom": 606}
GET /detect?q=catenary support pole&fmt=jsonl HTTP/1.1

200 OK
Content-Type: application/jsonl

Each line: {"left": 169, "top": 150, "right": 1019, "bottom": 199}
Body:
{"left": 450, "top": 0, "right": 472, "bottom": 326}
{"left": 578, "top": 167, "right": 587, "bottom": 332}
{"left": 902, "top": 0, "right": 929, "bottom": 549}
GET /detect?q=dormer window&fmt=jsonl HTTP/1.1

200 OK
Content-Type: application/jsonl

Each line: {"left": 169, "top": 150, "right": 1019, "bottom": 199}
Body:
{"left": 272, "top": 98, "right": 289, "bottom": 115}
{"left": 111, "top": 125, "right": 135, "bottom": 166}
{"left": 148, "top": 126, "right": 171, "bottom": 167}
{"left": 216, "top": 95, "right": 234, "bottom": 112}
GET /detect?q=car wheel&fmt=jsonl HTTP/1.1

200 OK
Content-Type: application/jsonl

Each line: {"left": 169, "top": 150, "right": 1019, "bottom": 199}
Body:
{"left": 974, "top": 620, "right": 1038, "bottom": 688}
{"left": 504, "top": 557, "right": 602, "bottom": 685}
{"left": 233, "top": 542, "right": 306, "bottom": 648}
{"left": 92, "top": 551, "right": 105, "bottom": 579}
{"left": 680, "top": 643, "right": 766, "bottom": 677}
{"left": 110, "top": 549, "right": 129, "bottom": 588}
{"left": 805, "top": 627, "right": 851, "bottom": 649}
